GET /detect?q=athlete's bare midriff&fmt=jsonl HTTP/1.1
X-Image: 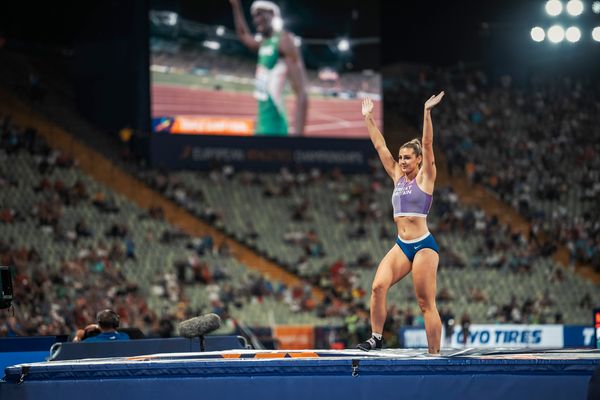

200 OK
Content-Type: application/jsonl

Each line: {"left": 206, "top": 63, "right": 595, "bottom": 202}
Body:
{"left": 394, "top": 215, "right": 429, "bottom": 241}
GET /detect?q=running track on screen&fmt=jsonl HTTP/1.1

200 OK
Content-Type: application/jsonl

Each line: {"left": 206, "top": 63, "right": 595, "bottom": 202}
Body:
{"left": 152, "top": 84, "right": 382, "bottom": 138}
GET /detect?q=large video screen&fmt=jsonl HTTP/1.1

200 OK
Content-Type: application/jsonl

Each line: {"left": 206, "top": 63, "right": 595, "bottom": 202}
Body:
{"left": 149, "top": 0, "right": 381, "bottom": 138}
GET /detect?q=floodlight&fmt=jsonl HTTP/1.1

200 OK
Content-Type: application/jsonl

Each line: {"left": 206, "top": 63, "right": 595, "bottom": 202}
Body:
{"left": 337, "top": 39, "right": 350, "bottom": 52}
{"left": 203, "top": 40, "right": 221, "bottom": 50}
{"left": 547, "top": 25, "right": 565, "bottom": 42}
{"left": 593, "top": 27, "right": 600, "bottom": 41}
{"left": 546, "top": 0, "right": 563, "bottom": 16}
{"left": 272, "top": 17, "right": 283, "bottom": 32}
{"left": 565, "top": 26, "right": 581, "bottom": 42}
{"left": 531, "top": 26, "right": 546, "bottom": 42}
{"left": 216, "top": 26, "right": 225, "bottom": 36}
{"left": 566, "top": 0, "right": 584, "bottom": 16}
{"left": 593, "top": 1, "right": 600, "bottom": 14}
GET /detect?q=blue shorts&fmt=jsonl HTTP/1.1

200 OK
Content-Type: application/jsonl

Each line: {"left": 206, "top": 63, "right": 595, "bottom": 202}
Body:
{"left": 395, "top": 232, "right": 439, "bottom": 262}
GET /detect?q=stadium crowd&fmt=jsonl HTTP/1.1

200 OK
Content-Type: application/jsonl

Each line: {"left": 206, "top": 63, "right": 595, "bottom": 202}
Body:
{"left": 0, "top": 116, "right": 329, "bottom": 338}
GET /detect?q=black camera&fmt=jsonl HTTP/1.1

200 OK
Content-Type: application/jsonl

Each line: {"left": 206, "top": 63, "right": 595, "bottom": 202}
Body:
{"left": 0, "top": 266, "right": 13, "bottom": 309}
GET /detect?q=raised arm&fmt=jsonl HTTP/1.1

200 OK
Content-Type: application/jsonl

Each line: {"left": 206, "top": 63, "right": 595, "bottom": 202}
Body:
{"left": 280, "top": 32, "right": 308, "bottom": 135}
{"left": 229, "top": 0, "right": 260, "bottom": 51}
{"left": 362, "top": 97, "right": 397, "bottom": 181}
{"left": 421, "top": 91, "right": 445, "bottom": 182}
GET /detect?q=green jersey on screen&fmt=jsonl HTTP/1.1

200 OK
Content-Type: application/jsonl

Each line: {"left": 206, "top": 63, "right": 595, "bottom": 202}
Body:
{"left": 254, "top": 32, "right": 289, "bottom": 136}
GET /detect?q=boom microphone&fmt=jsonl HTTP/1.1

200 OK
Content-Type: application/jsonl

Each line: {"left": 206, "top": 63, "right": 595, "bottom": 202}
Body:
{"left": 178, "top": 313, "right": 222, "bottom": 339}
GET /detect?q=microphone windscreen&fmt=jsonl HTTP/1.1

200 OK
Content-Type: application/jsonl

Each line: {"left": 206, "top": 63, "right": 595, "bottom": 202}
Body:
{"left": 178, "top": 313, "right": 222, "bottom": 338}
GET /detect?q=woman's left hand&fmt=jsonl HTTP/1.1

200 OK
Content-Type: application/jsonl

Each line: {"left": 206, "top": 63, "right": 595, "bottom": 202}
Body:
{"left": 424, "top": 91, "right": 445, "bottom": 110}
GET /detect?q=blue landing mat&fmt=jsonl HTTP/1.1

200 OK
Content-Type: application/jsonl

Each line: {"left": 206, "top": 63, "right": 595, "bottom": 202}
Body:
{"left": 2, "top": 349, "right": 599, "bottom": 400}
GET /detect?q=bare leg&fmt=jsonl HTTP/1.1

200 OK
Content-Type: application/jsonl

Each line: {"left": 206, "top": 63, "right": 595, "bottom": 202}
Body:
{"left": 412, "top": 249, "right": 441, "bottom": 354}
{"left": 370, "top": 245, "right": 412, "bottom": 335}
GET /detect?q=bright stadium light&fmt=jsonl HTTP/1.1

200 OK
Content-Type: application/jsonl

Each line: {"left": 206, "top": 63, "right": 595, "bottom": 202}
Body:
{"left": 531, "top": 26, "right": 546, "bottom": 42}
{"left": 593, "top": 1, "right": 600, "bottom": 14}
{"left": 165, "top": 12, "right": 178, "bottom": 26}
{"left": 593, "top": 27, "right": 600, "bottom": 41}
{"left": 272, "top": 17, "right": 283, "bottom": 32}
{"left": 565, "top": 26, "right": 581, "bottom": 42}
{"left": 337, "top": 39, "right": 350, "bottom": 52}
{"left": 203, "top": 40, "right": 221, "bottom": 50}
{"left": 547, "top": 25, "right": 565, "bottom": 42}
{"left": 216, "top": 26, "right": 225, "bottom": 36}
{"left": 293, "top": 35, "right": 302, "bottom": 47}
{"left": 566, "top": 0, "right": 584, "bottom": 16}
{"left": 546, "top": 0, "right": 563, "bottom": 16}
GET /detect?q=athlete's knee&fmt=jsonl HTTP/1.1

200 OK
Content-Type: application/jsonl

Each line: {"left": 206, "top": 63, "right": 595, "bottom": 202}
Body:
{"left": 415, "top": 294, "right": 436, "bottom": 314}
{"left": 371, "top": 281, "right": 389, "bottom": 297}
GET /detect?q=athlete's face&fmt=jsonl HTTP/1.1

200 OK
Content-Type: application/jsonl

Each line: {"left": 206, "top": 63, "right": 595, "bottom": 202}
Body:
{"left": 398, "top": 148, "right": 421, "bottom": 175}
{"left": 252, "top": 9, "right": 273, "bottom": 34}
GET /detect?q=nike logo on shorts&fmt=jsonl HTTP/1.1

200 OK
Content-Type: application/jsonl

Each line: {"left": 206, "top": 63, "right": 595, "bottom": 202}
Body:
{"left": 414, "top": 245, "right": 422, "bottom": 250}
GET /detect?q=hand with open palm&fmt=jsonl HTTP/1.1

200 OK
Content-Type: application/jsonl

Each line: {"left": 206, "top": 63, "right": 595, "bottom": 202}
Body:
{"left": 424, "top": 91, "right": 445, "bottom": 111}
{"left": 361, "top": 97, "right": 374, "bottom": 118}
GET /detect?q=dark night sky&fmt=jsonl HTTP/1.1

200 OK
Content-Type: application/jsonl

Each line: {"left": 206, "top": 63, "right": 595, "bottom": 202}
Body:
{"left": 0, "top": 0, "right": 503, "bottom": 63}
{"left": 382, "top": 1, "right": 491, "bottom": 64}
{"left": 383, "top": 1, "right": 585, "bottom": 63}
{"left": 1, "top": 0, "right": 599, "bottom": 72}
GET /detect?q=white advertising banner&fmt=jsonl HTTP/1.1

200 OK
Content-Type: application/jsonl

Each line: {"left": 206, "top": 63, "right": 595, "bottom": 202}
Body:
{"left": 450, "top": 324, "right": 564, "bottom": 348}
{"left": 401, "top": 324, "right": 565, "bottom": 348}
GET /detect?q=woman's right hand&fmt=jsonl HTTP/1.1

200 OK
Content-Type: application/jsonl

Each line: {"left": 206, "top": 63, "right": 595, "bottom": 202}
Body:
{"left": 361, "top": 97, "right": 374, "bottom": 117}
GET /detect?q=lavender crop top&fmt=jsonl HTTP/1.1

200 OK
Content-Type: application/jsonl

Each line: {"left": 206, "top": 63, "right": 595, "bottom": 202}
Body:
{"left": 391, "top": 176, "right": 432, "bottom": 218}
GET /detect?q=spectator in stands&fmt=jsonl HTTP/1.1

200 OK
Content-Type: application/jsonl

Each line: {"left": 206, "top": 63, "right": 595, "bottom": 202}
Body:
{"left": 82, "top": 310, "right": 130, "bottom": 342}
{"left": 580, "top": 292, "right": 593, "bottom": 309}
{"left": 440, "top": 307, "right": 455, "bottom": 346}
{"left": 72, "top": 324, "right": 101, "bottom": 342}
{"left": 357, "top": 93, "right": 445, "bottom": 354}
{"left": 460, "top": 312, "right": 471, "bottom": 346}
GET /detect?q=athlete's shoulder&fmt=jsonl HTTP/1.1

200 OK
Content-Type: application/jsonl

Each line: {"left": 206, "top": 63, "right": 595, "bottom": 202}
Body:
{"left": 278, "top": 31, "right": 297, "bottom": 52}
{"left": 393, "top": 170, "right": 405, "bottom": 186}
